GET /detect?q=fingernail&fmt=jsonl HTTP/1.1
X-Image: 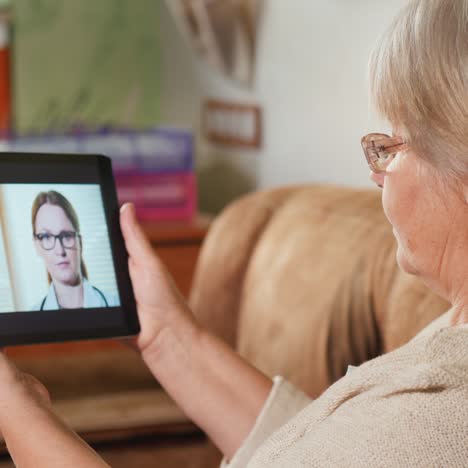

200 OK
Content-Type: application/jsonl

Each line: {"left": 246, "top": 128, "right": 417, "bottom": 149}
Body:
{"left": 120, "top": 203, "right": 130, "bottom": 214}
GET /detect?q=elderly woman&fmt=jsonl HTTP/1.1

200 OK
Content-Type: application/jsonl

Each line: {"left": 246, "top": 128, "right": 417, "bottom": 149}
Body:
{"left": 0, "top": 0, "right": 466, "bottom": 466}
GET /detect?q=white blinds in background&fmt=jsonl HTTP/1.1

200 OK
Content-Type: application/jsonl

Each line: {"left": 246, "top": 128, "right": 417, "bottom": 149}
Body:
{"left": 0, "top": 224, "right": 13, "bottom": 313}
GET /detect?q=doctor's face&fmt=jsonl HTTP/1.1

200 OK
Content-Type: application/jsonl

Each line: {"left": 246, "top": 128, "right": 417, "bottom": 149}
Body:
{"left": 34, "top": 203, "right": 82, "bottom": 286}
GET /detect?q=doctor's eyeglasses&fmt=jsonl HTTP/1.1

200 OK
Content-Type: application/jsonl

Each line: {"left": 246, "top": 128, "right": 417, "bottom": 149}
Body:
{"left": 34, "top": 231, "right": 80, "bottom": 251}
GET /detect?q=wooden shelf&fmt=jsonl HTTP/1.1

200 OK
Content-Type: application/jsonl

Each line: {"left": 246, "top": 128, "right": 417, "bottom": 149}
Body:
{"left": 141, "top": 214, "right": 212, "bottom": 245}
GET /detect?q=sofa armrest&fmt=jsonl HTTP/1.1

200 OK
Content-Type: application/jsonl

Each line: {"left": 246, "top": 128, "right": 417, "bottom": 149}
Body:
{"left": 189, "top": 187, "right": 297, "bottom": 347}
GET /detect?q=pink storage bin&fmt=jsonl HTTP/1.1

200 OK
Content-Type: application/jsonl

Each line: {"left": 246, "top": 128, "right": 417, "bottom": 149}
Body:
{"left": 115, "top": 172, "right": 197, "bottom": 221}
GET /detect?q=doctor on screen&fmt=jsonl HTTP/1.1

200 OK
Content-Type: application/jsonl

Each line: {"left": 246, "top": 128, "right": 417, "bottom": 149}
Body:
{"left": 30, "top": 190, "right": 119, "bottom": 310}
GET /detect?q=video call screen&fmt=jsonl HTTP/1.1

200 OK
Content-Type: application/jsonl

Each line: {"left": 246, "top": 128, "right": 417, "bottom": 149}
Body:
{"left": 0, "top": 183, "right": 121, "bottom": 313}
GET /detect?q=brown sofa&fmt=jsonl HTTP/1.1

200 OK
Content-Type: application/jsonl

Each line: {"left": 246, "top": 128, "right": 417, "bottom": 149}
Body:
{"left": 190, "top": 184, "right": 450, "bottom": 398}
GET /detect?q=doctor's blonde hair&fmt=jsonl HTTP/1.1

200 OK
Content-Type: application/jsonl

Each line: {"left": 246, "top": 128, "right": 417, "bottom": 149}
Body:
{"left": 369, "top": 0, "right": 468, "bottom": 182}
{"left": 31, "top": 190, "right": 88, "bottom": 281}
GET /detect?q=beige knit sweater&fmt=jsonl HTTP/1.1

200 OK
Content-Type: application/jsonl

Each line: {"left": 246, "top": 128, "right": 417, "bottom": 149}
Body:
{"left": 223, "top": 312, "right": 468, "bottom": 467}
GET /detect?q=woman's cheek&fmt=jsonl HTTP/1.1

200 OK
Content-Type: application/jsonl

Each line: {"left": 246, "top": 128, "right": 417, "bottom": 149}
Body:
{"left": 381, "top": 183, "right": 396, "bottom": 226}
{"left": 42, "top": 252, "right": 54, "bottom": 272}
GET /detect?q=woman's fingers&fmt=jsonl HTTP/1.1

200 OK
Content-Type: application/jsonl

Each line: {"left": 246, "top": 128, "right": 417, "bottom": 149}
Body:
{"left": 0, "top": 351, "right": 20, "bottom": 382}
{"left": 0, "top": 352, "right": 51, "bottom": 408}
{"left": 119, "top": 202, "right": 191, "bottom": 353}
{"left": 22, "top": 373, "right": 52, "bottom": 407}
{"left": 119, "top": 203, "right": 170, "bottom": 305}
{"left": 120, "top": 203, "right": 155, "bottom": 263}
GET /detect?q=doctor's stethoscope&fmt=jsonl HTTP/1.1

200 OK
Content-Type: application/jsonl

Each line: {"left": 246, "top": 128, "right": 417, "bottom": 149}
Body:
{"left": 39, "top": 285, "right": 109, "bottom": 310}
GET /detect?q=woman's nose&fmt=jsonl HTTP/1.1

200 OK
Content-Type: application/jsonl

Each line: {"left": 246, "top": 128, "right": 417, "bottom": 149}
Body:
{"left": 55, "top": 239, "right": 66, "bottom": 255}
{"left": 370, "top": 171, "right": 384, "bottom": 189}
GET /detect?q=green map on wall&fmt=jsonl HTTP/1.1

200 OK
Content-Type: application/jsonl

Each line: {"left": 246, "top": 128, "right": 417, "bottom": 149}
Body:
{"left": 13, "top": 0, "right": 160, "bottom": 134}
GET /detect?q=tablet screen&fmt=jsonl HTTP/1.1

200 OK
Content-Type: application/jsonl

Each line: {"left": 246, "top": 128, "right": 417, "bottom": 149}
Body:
{"left": 0, "top": 153, "right": 139, "bottom": 346}
{"left": 0, "top": 184, "right": 121, "bottom": 312}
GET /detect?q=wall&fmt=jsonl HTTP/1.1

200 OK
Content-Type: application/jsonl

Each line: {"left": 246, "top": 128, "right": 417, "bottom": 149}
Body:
{"left": 157, "top": 0, "right": 409, "bottom": 212}
{"left": 157, "top": 1, "right": 259, "bottom": 213}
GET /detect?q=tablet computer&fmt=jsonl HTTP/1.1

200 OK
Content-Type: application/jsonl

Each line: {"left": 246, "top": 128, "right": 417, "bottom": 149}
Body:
{"left": 0, "top": 152, "right": 139, "bottom": 346}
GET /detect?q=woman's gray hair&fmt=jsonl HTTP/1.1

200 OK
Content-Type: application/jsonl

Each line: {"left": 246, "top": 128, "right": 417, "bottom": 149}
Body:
{"left": 369, "top": 0, "right": 468, "bottom": 182}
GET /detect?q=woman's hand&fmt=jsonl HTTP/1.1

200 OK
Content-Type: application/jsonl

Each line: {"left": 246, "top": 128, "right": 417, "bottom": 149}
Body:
{"left": 119, "top": 203, "right": 199, "bottom": 357}
{"left": 119, "top": 203, "right": 272, "bottom": 459}
{"left": 0, "top": 354, "right": 109, "bottom": 467}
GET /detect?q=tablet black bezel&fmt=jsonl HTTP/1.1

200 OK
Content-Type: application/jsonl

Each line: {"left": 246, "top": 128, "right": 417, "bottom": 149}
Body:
{"left": 0, "top": 152, "right": 139, "bottom": 346}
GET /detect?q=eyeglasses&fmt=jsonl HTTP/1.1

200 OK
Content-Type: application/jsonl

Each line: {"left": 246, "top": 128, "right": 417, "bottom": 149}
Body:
{"left": 34, "top": 231, "right": 80, "bottom": 251}
{"left": 361, "top": 133, "right": 408, "bottom": 174}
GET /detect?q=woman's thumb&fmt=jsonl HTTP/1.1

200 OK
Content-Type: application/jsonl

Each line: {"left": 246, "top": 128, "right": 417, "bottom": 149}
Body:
{"left": 120, "top": 203, "right": 154, "bottom": 260}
